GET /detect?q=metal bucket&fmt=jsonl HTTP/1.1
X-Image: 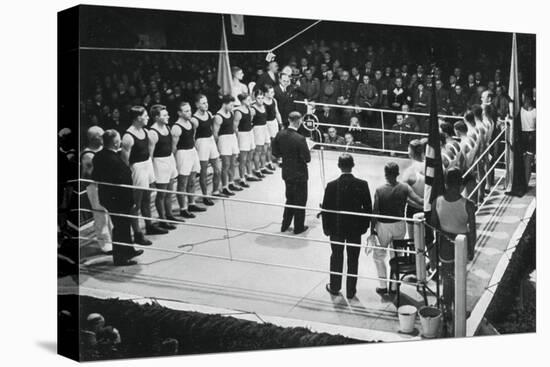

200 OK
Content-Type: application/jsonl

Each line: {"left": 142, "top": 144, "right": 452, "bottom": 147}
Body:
{"left": 397, "top": 305, "right": 417, "bottom": 333}
{"left": 419, "top": 306, "right": 442, "bottom": 338}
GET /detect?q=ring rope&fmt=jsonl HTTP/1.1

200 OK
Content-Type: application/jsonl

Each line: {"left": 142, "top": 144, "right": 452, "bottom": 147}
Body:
{"left": 315, "top": 121, "right": 429, "bottom": 137}
{"left": 76, "top": 178, "right": 423, "bottom": 223}
{"left": 75, "top": 236, "right": 423, "bottom": 286}
{"left": 311, "top": 141, "right": 409, "bottom": 155}
{"left": 78, "top": 20, "right": 322, "bottom": 54}
{"left": 467, "top": 150, "right": 506, "bottom": 201}
{"left": 462, "top": 128, "right": 507, "bottom": 178}
{"left": 77, "top": 208, "right": 418, "bottom": 254}
{"left": 295, "top": 101, "right": 464, "bottom": 120}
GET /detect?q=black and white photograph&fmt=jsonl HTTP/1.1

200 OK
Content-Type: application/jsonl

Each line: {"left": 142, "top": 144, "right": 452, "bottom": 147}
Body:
{"left": 53, "top": 2, "right": 538, "bottom": 363}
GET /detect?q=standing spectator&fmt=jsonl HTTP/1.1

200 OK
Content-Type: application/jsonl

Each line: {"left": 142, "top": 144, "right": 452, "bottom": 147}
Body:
{"left": 370, "top": 162, "right": 423, "bottom": 294}
{"left": 320, "top": 70, "right": 338, "bottom": 104}
{"left": 87, "top": 130, "right": 144, "bottom": 266}
{"left": 412, "top": 82, "right": 429, "bottom": 113}
{"left": 520, "top": 96, "right": 536, "bottom": 186}
{"left": 272, "top": 112, "right": 311, "bottom": 235}
{"left": 373, "top": 70, "right": 389, "bottom": 108}
{"left": 322, "top": 154, "right": 372, "bottom": 299}
{"left": 256, "top": 60, "right": 279, "bottom": 91}
{"left": 335, "top": 70, "right": 354, "bottom": 121}
{"left": 355, "top": 75, "right": 378, "bottom": 125}
{"left": 298, "top": 69, "right": 320, "bottom": 102}
{"left": 274, "top": 73, "right": 293, "bottom": 127}
{"left": 430, "top": 169, "right": 476, "bottom": 332}
{"left": 435, "top": 79, "right": 450, "bottom": 113}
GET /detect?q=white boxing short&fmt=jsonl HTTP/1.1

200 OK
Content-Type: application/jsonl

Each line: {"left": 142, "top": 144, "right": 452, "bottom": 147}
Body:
{"left": 253, "top": 125, "right": 270, "bottom": 146}
{"left": 195, "top": 136, "right": 220, "bottom": 161}
{"left": 152, "top": 155, "right": 178, "bottom": 184}
{"left": 375, "top": 221, "right": 407, "bottom": 248}
{"left": 266, "top": 119, "right": 279, "bottom": 138}
{"left": 175, "top": 148, "right": 201, "bottom": 176}
{"left": 218, "top": 134, "right": 240, "bottom": 156}
{"left": 130, "top": 159, "right": 156, "bottom": 188}
{"left": 237, "top": 130, "right": 255, "bottom": 152}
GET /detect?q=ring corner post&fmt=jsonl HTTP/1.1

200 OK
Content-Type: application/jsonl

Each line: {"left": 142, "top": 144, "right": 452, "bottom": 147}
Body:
{"left": 454, "top": 234, "right": 468, "bottom": 337}
{"left": 413, "top": 212, "right": 426, "bottom": 283}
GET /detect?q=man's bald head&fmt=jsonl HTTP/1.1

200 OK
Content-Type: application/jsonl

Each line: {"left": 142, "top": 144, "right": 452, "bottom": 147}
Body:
{"left": 87, "top": 126, "right": 104, "bottom": 148}
{"left": 287, "top": 111, "right": 303, "bottom": 129}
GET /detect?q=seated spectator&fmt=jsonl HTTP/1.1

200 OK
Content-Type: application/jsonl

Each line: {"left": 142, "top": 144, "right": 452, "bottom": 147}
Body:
{"left": 388, "top": 77, "right": 409, "bottom": 110}
{"left": 388, "top": 114, "right": 416, "bottom": 152}
{"left": 344, "top": 132, "right": 362, "bottom": 153}
{"left": 450, "top": 85, "right": 468, "bottom": 116}
{"left": 325, "top": 127, "right": 345, "bottom": 147}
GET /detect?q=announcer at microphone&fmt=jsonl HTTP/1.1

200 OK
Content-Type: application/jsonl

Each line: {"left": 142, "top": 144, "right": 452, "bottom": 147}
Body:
{"left": 272, "top": 111, "right": 311, "bottom": 235}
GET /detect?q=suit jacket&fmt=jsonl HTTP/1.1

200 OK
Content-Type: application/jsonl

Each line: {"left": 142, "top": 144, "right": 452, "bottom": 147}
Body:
{"left": 322, "top": 173, "right": 372, "bottom": 237}
{"left": 256, "top": 72, "right": 278, "bottom": 91}
{"left": 274, "top": 84, "right": 293, "bottom": 123}
{"left": 91, "top": 149, "right": 134, "bottom": 211}
{"left": 272, "top": 127, "right": 311, "bottom": 182}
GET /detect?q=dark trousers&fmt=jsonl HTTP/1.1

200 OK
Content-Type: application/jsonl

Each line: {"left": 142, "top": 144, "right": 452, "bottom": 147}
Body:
{"left": 282, "top": 179, "right": 308, "bottom": 231}
{"left": 329, "top": 234, "right": 361, "bottom": 295}
{"left": 104, "top": 204, "right": 137, "bottom": 263}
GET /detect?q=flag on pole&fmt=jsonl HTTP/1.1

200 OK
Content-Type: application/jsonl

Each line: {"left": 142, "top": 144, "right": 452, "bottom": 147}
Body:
{"left": 217, "top": 16, "right": 233, "bottom": 96}
{"left": 230, "top": 14, "right": 245, "bottom": 35}
{"left": 505, "top": 33, "right": 526, "bottom": 196}
{"left": 424, "top": 75, "right": 445, "bottom": 214}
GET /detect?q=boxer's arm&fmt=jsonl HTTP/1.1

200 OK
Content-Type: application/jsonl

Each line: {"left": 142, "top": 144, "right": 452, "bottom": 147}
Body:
{"left": 171, "top": 125, "right": 181, "bottom": 154}
{"left": 81, "top": 153, "right": 94, "bottom": 179}
{"left": 120, "top": 134, "right": 134, "bottom": 166}
{"left": 233, "top": 111, "right": 242, "bottom": 132}
{"left": 148, "top": 129, "right": 159, "bottom": 157}
{"left": 212, "top": 115, "right": 222, "bottom": 141}
{"left": 86, "top": 183, "right": 106, "bottom": 212}
{"left": 273, "top": 99, "right": 282, "bottom": 125}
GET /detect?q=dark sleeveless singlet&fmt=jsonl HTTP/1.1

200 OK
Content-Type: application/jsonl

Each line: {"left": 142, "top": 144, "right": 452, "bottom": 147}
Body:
{"left": 217, "top": 112, "right": 234, "bottom": 135}
{"left": 150, "top": 126, "right": 172, "bottom": 158}
{"left": 175, "top": 121, "right": 195, "bottom": 150}
{"left": 194, "top": 112, "right": 213, "bottom": 139}
{"left": 125, "top": 129, "right": 149, "bottom": 164}
{"left": 237, "top": 108, "right": 252, "bottom": 132}
{"left": 252, "top": 105, "right": 267, "bottom": 127}
{"left": 264, "top": 99, "right": 276, "bottom": 121}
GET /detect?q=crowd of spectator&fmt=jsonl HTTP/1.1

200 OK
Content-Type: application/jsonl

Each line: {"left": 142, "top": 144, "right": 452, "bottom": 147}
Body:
{"left": 79, "top": 36, "right": 535, "bottom": 154}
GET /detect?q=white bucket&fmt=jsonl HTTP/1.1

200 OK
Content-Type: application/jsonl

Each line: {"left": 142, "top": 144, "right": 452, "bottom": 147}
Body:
{"left": 397, "top": 305, "right": 417, "bottom": 333}
{"left": 419, "top": 306, "right": 442, "bottom": 338}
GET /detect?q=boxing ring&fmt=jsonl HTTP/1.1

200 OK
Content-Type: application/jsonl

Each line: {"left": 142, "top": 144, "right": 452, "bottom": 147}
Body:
{"left": 65, "top": 19, "right": 537, "bottom": 340}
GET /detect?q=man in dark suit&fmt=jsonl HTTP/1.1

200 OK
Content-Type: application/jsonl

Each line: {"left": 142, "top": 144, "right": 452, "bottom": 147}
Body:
{"left": 272, "top": 112, "right": 311, "bottom": 235}
{"left": 87, "top": 130, "right": 144, "bottom": 266}
{"left": 322, "top": 154, "right": 372, "bottom": 299}
{"left": 274, "top": 73, "right": 295, "bottom": 127}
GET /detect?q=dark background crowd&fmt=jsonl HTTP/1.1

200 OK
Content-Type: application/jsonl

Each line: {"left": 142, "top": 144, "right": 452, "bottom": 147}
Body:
{"left": 75, "top": 5, "right": 536, "bottom": 153}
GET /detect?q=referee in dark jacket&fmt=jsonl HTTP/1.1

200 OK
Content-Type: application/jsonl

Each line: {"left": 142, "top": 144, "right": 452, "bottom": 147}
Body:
{"left": 322, "top": 154, "right": 372, "bottom": 299}
{"left": 272, "top": 111, "right": 311, "bottom": 235}
{"left": 88, "top": 130, "right": 144, "bottom": 266}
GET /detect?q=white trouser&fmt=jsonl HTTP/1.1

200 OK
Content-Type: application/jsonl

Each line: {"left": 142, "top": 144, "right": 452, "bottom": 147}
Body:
{"left": 372, "top": 221, "right": 406, "bottom": 289}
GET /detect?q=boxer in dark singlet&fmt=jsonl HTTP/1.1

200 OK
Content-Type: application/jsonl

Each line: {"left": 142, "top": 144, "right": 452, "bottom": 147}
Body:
{"left": 213, "top": 95, "right": 242, "bottom": 196}
{"left": 121, "top": 106, "right": 161, "bottom": 244}
{"left": 234, "top": 93, "right": 259, "bottom": 187}
{"left": 251, "top": 89, "right": 272, "bottom": 178}
{"left": 148, "top": 105, "right": 180, "bottom": 230}
{"left": 192, "top": 94, "right": 225, "bottom": 205}
{"left": 172, "top": 102, "right": 206, "bottom": 218}
{"left": 263, "top": 85, "right": 282, "bottom": 170}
